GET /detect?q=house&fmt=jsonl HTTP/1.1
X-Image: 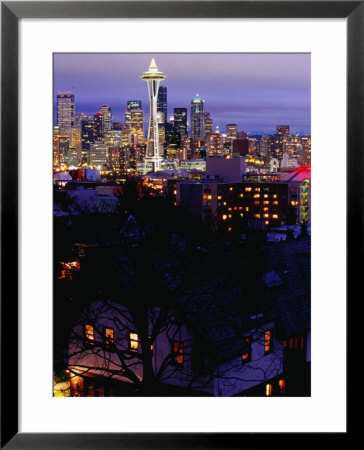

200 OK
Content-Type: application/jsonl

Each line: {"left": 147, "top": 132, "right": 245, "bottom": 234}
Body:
{"left": 56, "top": 235, "right": 310, "bottom": 397}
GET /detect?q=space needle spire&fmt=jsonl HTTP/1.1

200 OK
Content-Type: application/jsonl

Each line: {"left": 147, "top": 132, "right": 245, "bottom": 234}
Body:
{"left": 140, "top": 58, "right": 166, "bottom": 171}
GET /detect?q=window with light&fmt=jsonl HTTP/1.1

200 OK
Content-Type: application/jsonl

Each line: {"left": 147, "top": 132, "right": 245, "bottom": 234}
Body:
{"left": 129, "top": 332, "right": 139, "bottom": 352}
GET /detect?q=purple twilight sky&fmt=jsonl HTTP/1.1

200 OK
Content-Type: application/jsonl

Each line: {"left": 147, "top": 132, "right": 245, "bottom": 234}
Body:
{"left": 54, "top": 53, "right": 311, "bottom": 135}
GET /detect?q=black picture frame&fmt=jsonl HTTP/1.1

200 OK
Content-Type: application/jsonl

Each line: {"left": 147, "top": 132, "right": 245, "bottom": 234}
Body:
{"left": 1, "top": 1, "right": 356, "bottom": 448}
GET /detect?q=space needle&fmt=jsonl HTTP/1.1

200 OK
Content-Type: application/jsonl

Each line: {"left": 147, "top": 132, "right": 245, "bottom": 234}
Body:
{"left": 140, "top": 58, "right": 166, "bottom": 171}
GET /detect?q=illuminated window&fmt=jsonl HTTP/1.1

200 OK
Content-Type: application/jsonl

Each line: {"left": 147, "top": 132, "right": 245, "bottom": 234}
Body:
{"left": 240, "top": 194, "right": 244, "bottom": 198}
{"left": 264, "top": 194, "right": 269, "bottom": 198}
{"left": 255, "top": 187, "right": 261, "bottom": 192}
{"left": 265, "top": 221, "right": 269, "bottom": 225}
{"left": 104, "top": 328, "right": 114, "bottom": 347}
{"left": 273, "top": 201, "right": 279, "bottom": 205}
{"left": 272, "top": 214, "right": 278, "bottom": 219}
{"left": 254, "top": 214, "right": 261, "bottom": 219}
{"left": 246, "top": 207, "right": 249, "bottom": 212}
{"left": 263, "top": 207, "right": 269, "bottom": 212}
{"left": 264, "top": 214, "right": 269, "bottom": 218}
{"left": 273, "top": 194, "right": 278, "bottom": 199}
{"left": 58, "top": 260, "right": 80, "bottom": 280}
{"left": 129, "top": 332, "right": 139, "bottom": 352}
{"left": 263, "top": 201, "right": 269, "bottom": 205}
{"left": 254, "top": 201, "right": 260, "bottom": 205}
{"left": 172, "top": 341, "right": 184, "bottom": 366}
{"left": 217, "top": 195, "right": 222, "bottom": 200}
{"left": 228, "top": 227, "right": 232, "bottom": 232}
{"left": 84, "top": 324, "right": 94, "bottom": 346}
{"left": 222, "top": 214, "right": 227, "bottom": 220}
{"left": 207, "top": 195, "right": 212, "bottom": 200}
{"left": 229, "top": 187, "right": 233, "bottom": 191}
{"left": 245, "top": 187, "right": 252, "bottom": 192}
{"left": 264, "top": 330, "right": 273, "bottom": 354}
{"left": 242, "top": 337, "right": 251, "bottom": 363}
{"left": 253, "top": 194, "right": 260, "bottom": 198}
{"left": 265, "top": 383, "right": 273, "bottom": 396}
{"left": 278, "top": 379, "right": 286, "bottom": 394}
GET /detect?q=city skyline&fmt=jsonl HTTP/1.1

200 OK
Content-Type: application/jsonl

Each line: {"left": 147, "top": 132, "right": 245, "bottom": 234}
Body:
{"left": 54, "top": 53, "right": 311, "bottom": 135}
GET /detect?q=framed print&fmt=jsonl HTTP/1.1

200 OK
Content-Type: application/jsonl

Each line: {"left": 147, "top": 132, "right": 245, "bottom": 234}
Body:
{"left": 1, "top": 1, "right": 357, "bottom": 448}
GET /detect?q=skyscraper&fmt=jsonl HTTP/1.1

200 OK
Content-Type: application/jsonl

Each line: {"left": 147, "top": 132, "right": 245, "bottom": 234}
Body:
{"left": 157, "top": 86, "right": 167, "bottom": 124}
{"left": 58, "top": 136, "right": 70, "bottom": 165}
{"left": 99, "top": 104, "right": 112, "bottom": 133}
{"left": 204, "top": 112, "right": 213, "bottom": 138}
{"left": 81, "top": 120, "right": 94, "bottom": 164}
{"left": 127, "top": 100, "right": 142, "bottom": 110}
{"left": 140, "top": 58, "right": 166, "bottom": 171}
{"left": 191, "top": 94, "right": 204, "bottom": 142}
{"left": 207, "top": 126, "right": 224, "bottom": 157}
{"left": 57, "top": 92, "right": 75, "bottom": 135}
{"left": 125, "top": 108, "right": 144, "bottom": 145}
{"left": 174, "top": 108, "right": 187, "bottom": 136}
{"left": 93, "top": 112, "right": 103, "bottom": 141}
{"left": 226, "top": 124, "right": 238, "bottom": 139}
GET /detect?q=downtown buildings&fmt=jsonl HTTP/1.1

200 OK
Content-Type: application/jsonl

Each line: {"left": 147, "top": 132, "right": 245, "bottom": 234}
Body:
{"left": 53, "top": 56, "right": 311, "bottom": 229}
{"left": 54, "top": 57, "right": 311, "bottom": 183}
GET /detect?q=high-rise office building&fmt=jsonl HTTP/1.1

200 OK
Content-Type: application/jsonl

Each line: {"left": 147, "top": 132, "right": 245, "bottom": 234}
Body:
{"left": 140, "top": 58, "right": 166, "bottom": 170}
{"left": 57, "top": 92, "right": 75, "bottom": 135}
{"left": 89, "top": 142, "right": 107, "bottom": 167}
{"left": 68, "top": 147, "right": 80, "bottom": 167}
{"left": 104, "top": 129, "right": 121, "bottom": 151}
{"left": 53, "top": 126, "right": 61, "bottom": 166}
{"left": 81, "top": 120, "right": 94, "bottom": 150}
{"left": 76, "top": 113, "right": 92, "bottom": 127}
{"left": 94, "top": 112, "right": 104, "bottom": 141}
{"left": 99, "top": 104, "right": 112, "bottom": 132}
{"left": 301, "top": 136, "right": 311, "bottom": 165}
{"left": 174, "top": 108, "right": 187, "bottom": 136}
{"left": 259, "top": 135, "right": 271, "bottom": 158}
{"left": 71, "top": 126, "right": 82, "bottom": 164}
{"left": 120, "top": 123, "right": 131, "bottom": 148}
{"left": 226, "top": 124, "right": 238, "bottom": 139}
{"left": 157, "top": 86, "right": 167, "bottom": 124}
{"left": 207, "top": 126, "right": 224, "bottom": 157}
{"left": 276, "top": 125, "right": 290, "bottom": 136}
{"left": 125, "top": 108, "right": 144, "bottom": 145}
{"left": 204, "top": 112, "right": 213, "bottom": 138}
{"left": 191, "top": 94, "right": 204, "bottom": 142}
{"left": 58, "top": 136, "right": 70, "bottom": 165}
{"left": 127, "top": 100, "right": 142, "bottom": 110}
{"left": 81, "top": 120, "right": 95, "bottom": 164}
{"left": 165, "top": 122, "right": 181, "bottom": 159}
